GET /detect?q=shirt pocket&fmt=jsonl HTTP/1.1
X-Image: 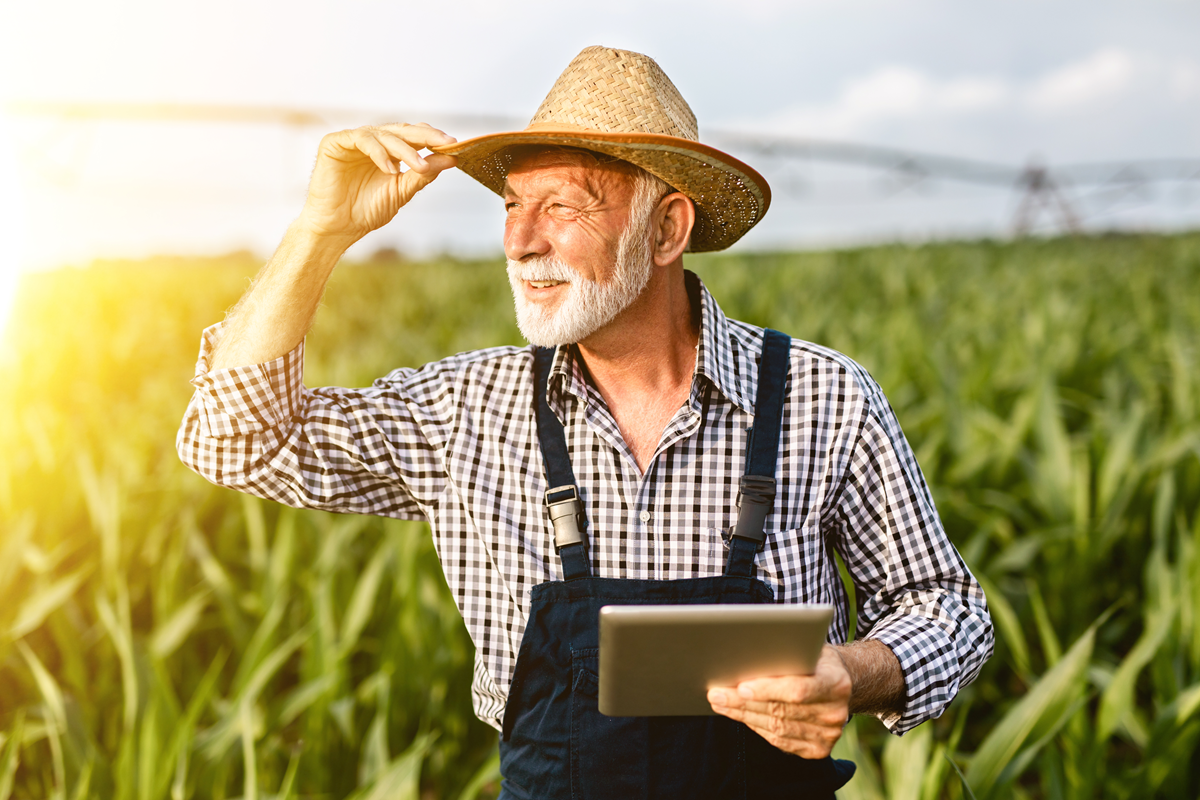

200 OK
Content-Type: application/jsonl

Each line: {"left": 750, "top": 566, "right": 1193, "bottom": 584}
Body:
{"left": 697, "top": 528, "right": 734, "bottom": 578}
{"left": 732, "top": 521, "right": 833, "bottom": 606}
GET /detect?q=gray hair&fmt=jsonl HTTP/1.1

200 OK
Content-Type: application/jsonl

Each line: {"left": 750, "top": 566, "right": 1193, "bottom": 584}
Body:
{"left": 627, "top": 167, "right": 674, "bottom": 232}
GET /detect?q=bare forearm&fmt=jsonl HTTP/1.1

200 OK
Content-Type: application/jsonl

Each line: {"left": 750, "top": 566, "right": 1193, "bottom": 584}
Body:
{"left": 834, "top": 639, "right": 905, "bottom": 717}
{"left": 210, "top": 223, "right": 353, "bottom": 371}
{"left": 205, "top": 124, "right": 457, "bottom": 372}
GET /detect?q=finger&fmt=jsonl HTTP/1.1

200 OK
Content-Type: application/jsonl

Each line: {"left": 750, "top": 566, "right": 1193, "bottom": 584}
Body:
{"left": 352, "top": 131, "right": 400, "bottom": 175}
{"left": 710, "top": 705, "right": 844, "bottom": 758}
{"left": 424, "top": 153, "right": 458, "bottom": 172}
{"left": 372, "top": 130, "right": 431, "bottom": 173}
{"left": 725, "top": 699, "right": 849, "bottom": 729}
{"left": 395, "top": 153, "right": 457, "bottom": 204}
{"left": 709, "top": 688, "right": 756, "bottom": 718}
{"left": 707, "top": 688, "right": 741, "bottom": 709}
{"left": 712, "top": 689, "right": 845, "bottom": 726}
{"left": 749, "top": 725, "right": 842, "bottom": 760}
{"left": 376, "top": 122, "right": 457, "bottom": 147}
{"left": 736, "top": 676, "right": 813, "bottom": 705}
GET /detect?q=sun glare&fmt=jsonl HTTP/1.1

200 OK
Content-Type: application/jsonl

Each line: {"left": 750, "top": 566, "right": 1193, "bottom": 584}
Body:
{"left": 0, "top": 112, "right": 25, "bottom": 350}
{"left": 0, "top": 111, "right": 25, "bottom": 350}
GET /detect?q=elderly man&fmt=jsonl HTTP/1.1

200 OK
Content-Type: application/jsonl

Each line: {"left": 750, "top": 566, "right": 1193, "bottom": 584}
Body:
{"left": 179, "top": 46, "right": 992, "bottom": 798}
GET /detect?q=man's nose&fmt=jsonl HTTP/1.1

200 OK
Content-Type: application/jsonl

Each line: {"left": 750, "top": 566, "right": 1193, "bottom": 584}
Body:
{"left": 504, "top": 211, "right": 551, "bottom": 262}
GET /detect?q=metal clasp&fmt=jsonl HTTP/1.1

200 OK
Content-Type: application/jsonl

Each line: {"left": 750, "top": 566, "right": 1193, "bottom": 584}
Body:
{"left": 545, "top": 484, "right": 587, "bottom": 550}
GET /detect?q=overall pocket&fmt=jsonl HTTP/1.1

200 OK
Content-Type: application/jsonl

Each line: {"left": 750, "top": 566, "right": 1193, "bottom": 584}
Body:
{"left": 569, "top": 648, "right": 650, "bottom": 800}
{"left": 569, "top": 648, "right": 750, "bottom": 800}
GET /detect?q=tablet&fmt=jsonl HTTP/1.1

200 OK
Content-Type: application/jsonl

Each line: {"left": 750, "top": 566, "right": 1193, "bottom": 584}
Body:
{"left": 598, "top": 603, "right": 834, "bottom": 717}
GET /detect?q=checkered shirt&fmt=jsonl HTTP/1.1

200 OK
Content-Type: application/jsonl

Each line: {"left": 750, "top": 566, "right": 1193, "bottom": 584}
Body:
{"left": 177, "top": 273, "right": 993, "bottom": 734}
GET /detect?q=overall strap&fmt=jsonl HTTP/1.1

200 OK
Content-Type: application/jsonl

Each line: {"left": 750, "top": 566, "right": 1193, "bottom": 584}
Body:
{"left": 533, "top": 346, "right": 591, "bottom": 580}
{"left": 726, "top": 329, "right": 791, "bottom": 577}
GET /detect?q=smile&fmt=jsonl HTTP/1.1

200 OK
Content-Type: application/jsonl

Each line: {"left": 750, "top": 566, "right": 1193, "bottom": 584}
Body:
{"left": 528, "top": 280, "right": 567, "bottom": 289}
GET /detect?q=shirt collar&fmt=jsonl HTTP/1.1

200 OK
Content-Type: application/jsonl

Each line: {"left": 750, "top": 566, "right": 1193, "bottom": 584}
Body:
{"left": 547, "top": 270, "right": 756, "bottom": 416}
{"left": 689, "top": 271, "right": 756, "bottom": 414}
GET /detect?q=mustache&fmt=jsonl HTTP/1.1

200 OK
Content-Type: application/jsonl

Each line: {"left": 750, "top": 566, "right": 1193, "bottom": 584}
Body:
{"left": 506, "top": 255, "right": 580, "bottom": 284}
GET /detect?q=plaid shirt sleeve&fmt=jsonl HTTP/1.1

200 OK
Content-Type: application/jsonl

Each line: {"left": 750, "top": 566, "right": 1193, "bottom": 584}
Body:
{"left": 175, "top": 322, "right": 442, "bottom": 518}
{"left": 826, "top": 376, "right": 994, "bottom": 734}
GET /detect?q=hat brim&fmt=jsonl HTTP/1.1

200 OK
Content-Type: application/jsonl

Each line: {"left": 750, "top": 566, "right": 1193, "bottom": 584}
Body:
{"left": 432, "top": 128, "right": 771, "bottom": 253}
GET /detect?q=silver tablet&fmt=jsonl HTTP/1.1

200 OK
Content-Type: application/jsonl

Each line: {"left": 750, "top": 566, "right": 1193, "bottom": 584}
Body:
{"left": 598, "top": 603, "right": 834, "bottom": 717}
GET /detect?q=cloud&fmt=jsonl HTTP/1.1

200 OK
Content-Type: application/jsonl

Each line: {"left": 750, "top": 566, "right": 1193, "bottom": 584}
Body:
{"left": 1170, "top": 60, "right": 1200, "bottom": 101}
{"left": 743, "top": 65, "right": 1010, "bottom": 139}
{"left": 1027, "top": 49, "right": 1134, "bottom": 110}
{"left": 734, "top": 48, "right": 1200, "bottom": 161}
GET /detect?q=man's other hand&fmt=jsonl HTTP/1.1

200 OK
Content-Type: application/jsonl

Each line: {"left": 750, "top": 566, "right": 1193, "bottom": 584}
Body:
{"left": 706, "top": 640, "right": 904, "bottom": 759}
{"left": 298, "top": 122, "right": 458, "bottom": 245}
{"left": 707, "top": 645, "right": 851, "bottom": 758}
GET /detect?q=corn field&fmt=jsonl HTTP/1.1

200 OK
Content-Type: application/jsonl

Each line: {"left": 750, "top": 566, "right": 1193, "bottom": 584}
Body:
{"left": 1, "top": 233, "right": 1198, "bottom": 798}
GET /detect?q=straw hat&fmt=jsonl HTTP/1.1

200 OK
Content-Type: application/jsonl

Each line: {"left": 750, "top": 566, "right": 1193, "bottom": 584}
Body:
{"left": 432, "top": 46, "right": 771, "bottom": 252}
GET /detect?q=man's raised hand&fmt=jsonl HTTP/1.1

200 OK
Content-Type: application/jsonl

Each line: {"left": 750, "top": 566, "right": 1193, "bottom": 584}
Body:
{"left": 297, "top": 122, "right": 458, "bottom": 244}
{"left": 207, "top": 123, "right": 456, "bottom": 371}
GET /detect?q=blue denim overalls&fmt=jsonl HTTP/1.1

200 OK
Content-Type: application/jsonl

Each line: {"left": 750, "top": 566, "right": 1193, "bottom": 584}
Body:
{"left": 498, "top": 330, "right": 856, "bottom": 799}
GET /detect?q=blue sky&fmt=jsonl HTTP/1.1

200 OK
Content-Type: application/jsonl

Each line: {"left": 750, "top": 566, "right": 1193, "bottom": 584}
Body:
{"left": 2, "top": 0, "right": 1199, "bottom": 273}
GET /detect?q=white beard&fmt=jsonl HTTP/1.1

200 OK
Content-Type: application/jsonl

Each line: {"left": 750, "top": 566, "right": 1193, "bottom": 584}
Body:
{"left": 507, "top": 217, "right": 654, "bottom": 347}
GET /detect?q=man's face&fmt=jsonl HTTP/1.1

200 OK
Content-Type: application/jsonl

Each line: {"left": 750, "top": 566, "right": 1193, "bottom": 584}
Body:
{"left": 503, "top": 151, "right": 654, "bottom": 346}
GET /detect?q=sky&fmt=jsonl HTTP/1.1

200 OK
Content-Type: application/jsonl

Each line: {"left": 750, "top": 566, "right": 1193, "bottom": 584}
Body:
{"left": 1, "top": 0, "right": 1199, "bottom": 303}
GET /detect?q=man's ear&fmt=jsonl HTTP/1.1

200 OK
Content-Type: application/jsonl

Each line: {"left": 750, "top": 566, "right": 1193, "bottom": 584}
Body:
{"left": 652, "top": 193, "right": 696, "bottom": 266}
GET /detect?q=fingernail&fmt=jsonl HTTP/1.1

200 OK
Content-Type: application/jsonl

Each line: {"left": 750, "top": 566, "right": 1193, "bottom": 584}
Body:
{"left": 708, "top": 690, "right": 726, "bottom": 706}
{"left": 737, "top": 685, "right": 754, "bottom": 699}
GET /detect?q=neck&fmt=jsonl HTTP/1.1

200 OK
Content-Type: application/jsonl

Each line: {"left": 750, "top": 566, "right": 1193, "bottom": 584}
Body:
{"left": 576, "top": 261, "right": 699, "bottom": 472}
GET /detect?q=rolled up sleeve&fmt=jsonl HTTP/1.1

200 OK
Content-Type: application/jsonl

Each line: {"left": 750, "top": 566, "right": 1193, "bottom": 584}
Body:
{"left": 829, "top": 392, "right": 993, "bottom": 734}
{"left": 176, "top": 323, "right": 444, "bottom": 519}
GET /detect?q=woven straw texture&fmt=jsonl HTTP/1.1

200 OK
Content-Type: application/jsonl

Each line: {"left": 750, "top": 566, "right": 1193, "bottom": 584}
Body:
{"left": 434, "top": 46, "right": 770, "bottom": 252}
{"left": 529, "top": 46, "right": 698, "bottom": 139}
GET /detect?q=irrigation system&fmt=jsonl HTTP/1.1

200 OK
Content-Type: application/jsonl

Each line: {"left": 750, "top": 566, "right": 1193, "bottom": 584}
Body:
{"left": 10, "top": 100, "right": 1200, "bottom": 236}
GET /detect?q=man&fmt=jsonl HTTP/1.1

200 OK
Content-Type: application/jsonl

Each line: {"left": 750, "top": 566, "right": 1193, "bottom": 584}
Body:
{"left": 179, "top": 46, "right": 992, "bottom": 798}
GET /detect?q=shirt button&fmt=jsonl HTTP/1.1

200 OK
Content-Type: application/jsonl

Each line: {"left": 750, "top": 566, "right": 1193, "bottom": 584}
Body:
{"left": 639, "top": 510, "right": 651, "bottom": 523}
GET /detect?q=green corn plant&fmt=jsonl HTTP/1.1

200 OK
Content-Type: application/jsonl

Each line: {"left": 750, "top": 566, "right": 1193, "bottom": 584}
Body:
{"left": 2, "top": 235, "right": 1199, "bottom": 797}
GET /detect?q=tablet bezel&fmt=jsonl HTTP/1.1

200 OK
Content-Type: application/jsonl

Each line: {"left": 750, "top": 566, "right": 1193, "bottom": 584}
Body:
{"left": 597, "top": 603, "right": 835, "bottom": 717}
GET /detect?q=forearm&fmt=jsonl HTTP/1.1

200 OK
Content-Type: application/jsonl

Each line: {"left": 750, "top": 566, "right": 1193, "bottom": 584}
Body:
{"left": 207, "top": 123, "right": 457, "bottom": 371}
{"left": 834, "top": 638, "right": 905, "bottom": 717}
{"left": 210, "top": 222, "right": 354, "bottom": 371}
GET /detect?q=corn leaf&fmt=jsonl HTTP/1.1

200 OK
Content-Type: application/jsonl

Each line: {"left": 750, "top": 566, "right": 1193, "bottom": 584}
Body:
{"left": 149, "top": 591, "right": 210, "bottom": 660}
{"left": 975, "top": 572, "right": 1030, "bottom": 678}
{"left": 0, "top": 712, "right": 23, "bottom": 800}
{"left": 882, "top": 723, "right": 931, "bottom": 800}
{"left": 831, "top": 718, "right": 882, "bottom": 800}
{"left": 454, "top": 748, "right": 502, "bottom": 800}
{"left": 340, "top": 540, "right": 393, "bottom": 658}
{"left": 7, "top": 567, "right": 90, "bottom": 640}
{"left": 1096, "top": 597, "right": 1177, "bottom": 742}
{"left": 965, "top": 619, "right": 1097, "bottom": 792}
{"left": 346, "top": 733, "right": 433, "bottom": 800}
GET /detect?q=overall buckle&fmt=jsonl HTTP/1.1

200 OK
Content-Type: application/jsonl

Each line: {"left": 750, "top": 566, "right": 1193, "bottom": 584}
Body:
{"left": 731, "top": 475, "right": 776, "bottom": 548}
{"left": 545, "top": 484, "right": 586, "bottom": 550}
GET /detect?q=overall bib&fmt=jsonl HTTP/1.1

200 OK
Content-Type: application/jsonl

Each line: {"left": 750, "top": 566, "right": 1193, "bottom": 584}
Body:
{"left": 499, "top": 331, "right": 856, "bottom": 799}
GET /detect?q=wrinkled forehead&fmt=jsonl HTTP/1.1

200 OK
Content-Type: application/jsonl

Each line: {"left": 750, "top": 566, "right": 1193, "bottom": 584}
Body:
{"left": 501, "top": 145, "right": 639, "bottom": 196}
